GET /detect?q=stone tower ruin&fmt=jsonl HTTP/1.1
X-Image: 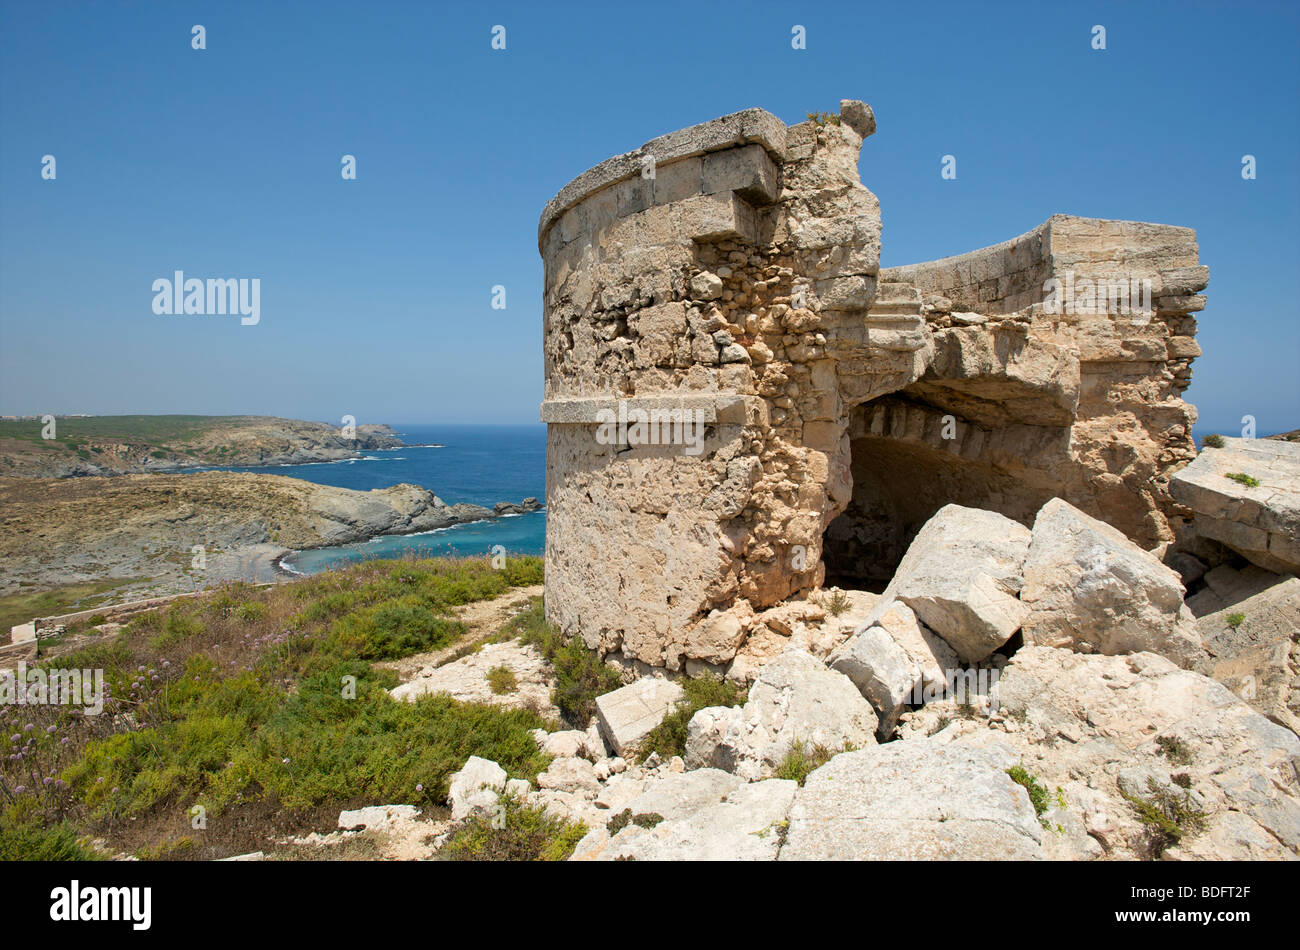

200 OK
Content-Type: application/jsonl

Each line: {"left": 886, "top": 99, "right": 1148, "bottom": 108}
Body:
{"left": 538, "top": 101, "right": 1209, "bottom": 675}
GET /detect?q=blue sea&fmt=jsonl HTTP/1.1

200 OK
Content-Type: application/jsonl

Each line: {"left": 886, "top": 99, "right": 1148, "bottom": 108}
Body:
{"left": 211, "top": 424, "right": 546, "bottom": 574}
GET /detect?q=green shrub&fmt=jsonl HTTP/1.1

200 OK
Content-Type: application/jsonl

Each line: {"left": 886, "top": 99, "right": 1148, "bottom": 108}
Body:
{"left": 1007, "top": 765, "right": 1052, "bottom": 823}
{"left": 1201, "top": 433, "right": 1225, "bottom": 448}
{"left": 441, "top": 795, "right": 587, "bottom": 861}
{"left": 1123, "top": 779, "right": 1206, "bottom": 858}
{"left": 487, "top": 666, "right": 518, "bottom": 695}
{"left": 1226, "top": 612, "right": 1245, "bottom": 630}
{"left": 1225, "top": 472, "right": 1260, "bottom": 487}
{"left": 328, "top": 597, "right": 466, "bottom": 660}
{"left": 774, "top": 741, "right": 846, "bottom": 785}
{"left": 607, "top": 809, "right": 664, "bottom": 833}
{"left": 1156, "top": 735, "right": 1194, "bottom": 766}
{"left": 0, "top": 814, "right": 100, "bottom": 861}
{"left": 514, "top": 601, "right": 620, "bottom": 726}
{"left": 636, "top": 673, "right": 747, "bottom": 761}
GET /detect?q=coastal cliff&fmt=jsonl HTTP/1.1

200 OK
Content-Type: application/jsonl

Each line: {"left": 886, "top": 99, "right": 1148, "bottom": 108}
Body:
{"left": 0, "top": 472, "right": 540, "bottom": 596}
{"left": 0, "top": 414, "right": 408, "bottom": 478}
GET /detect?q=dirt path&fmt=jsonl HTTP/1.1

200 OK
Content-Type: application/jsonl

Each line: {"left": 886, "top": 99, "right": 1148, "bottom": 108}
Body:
{"left": 377, "top": 583, "right": 544, "bottom": 682}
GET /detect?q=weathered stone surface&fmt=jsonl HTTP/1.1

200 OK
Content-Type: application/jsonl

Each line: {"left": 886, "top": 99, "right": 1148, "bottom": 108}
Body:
{"left": 573, "top": 779, "right": 797, "bottom": 861}
{"left": 1020, "top": 498, "right": 1203, "bottom": 667}
{"left": 537, "top": 756, "right": 601, "bottom": 794}
{"left": 867, "top": 504, "right": 1031, "bottom": 663}
{"left": 1171, "top": 437, "right": 1300, "bottom": 575}
{"left": 829, "top": 600, "right": 959, "bottom": 735}
{"left": 447, "top": 756, "right": 507, "bottom": 820}
{"left": 685, "top": 649, "right": 877, "bottom": 779}
{"left": 1194, "top": 573, "right": 1300, "bottom": 734}
{"left": 389, "top": 640, "right": 559, "bottom": 717}
{"left": 594, "top": 677, "right": 685, "bottom": 755}
{"left": 779, "top": 740, "right": 1043, "bottom": 860}
{"left": 952, "top": 646, "right": 1300, "bottom": 860}
{"left": 541, "top": 101, "right": 1208, "bottom": 678}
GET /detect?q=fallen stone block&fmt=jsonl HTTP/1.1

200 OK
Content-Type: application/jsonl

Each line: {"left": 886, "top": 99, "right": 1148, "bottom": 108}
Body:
{"left": 779, "top": 740, "right": 1043, "bottom": 861}
{"left": 1171, "top": 437, "right": 1300, "bottom": 575}
{"left": 594, "top": 677, "right": 685, "bottom": 755}
{"left": 1019, "top": 498, "right": 1203, "bottom": 667}
{"left": 868, "top": 504, "right": 1031, "bottom": 663}
{"left": 685, "top": 649, "right": 877, "bottom": 779}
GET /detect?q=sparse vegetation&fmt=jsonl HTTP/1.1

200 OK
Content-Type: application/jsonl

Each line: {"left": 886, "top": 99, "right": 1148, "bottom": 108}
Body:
{"left": 487, "top": 666, "right": 518, "bottom": 695}
{"left": 774, "top": 740, "right": 847, "bottom": 785}
{"left": 1156, "top": 735, "right": 1194, "bottom": 766}
{"left": 0, "top": 555, "right": 552, "bottom": 859}
{"left": 1201, "top": 433, "right": 1225, "bottom": 448}
{"left": 824, "top": 589, "right": 850, "bottom": 617}
{"left": 512, "top": 599, "right": 621, "bottom": 726}
{"left": 1006, "top": 765, "right": 1059, "bottom": 830}
{"left": 636, "top": 672, "right": 747, "bottom": 762}
{"left": 440, "top": 794, "right": 587, "bottom": 861}
{"left": 607, "top": 809, "right": 664, "bottom": 834}
{"left": 1225, "top": 472, "right": 1260, "bottom": 487}
{"left": 805, "top": 111, "right": 841, "bottom": 127}
{"left": 1123, "top": 778, "right": 1206, "bottom": 858}
{"left": 1226, "top": 612, "right": 1246, "bottom": 630}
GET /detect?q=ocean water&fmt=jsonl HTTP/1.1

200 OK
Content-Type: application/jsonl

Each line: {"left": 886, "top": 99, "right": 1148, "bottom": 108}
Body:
{"left": 212, "top": 424, "right": 546, "bottom": 574}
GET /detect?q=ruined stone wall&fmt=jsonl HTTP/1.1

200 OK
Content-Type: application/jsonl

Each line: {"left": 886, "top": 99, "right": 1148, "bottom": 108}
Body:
{"left": 539, "top": 102, "right": 1208, "bottom": 674}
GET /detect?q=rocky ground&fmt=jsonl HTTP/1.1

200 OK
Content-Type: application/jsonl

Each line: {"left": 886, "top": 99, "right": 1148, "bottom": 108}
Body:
{"left": 0, "top": 472, "right": 540, "bottom": 598}
{"left": 0, "top": 414, "right": 409, "bottom": 478}
{"left": 380, "top": 478, "right": 1300, "bottom": 862}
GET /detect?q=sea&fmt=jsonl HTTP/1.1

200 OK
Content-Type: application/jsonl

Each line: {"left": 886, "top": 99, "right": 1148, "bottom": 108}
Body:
{"left": 210, "top": 424, "right": 545, "bottom": 575}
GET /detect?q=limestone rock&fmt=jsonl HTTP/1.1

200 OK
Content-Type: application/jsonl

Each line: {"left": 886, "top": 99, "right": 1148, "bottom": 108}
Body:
{"left": 829, "top": 600, "right": 960, "bottom": 735}
{"left": 1194, "top": 573, "right": 1300, "bottom": 734}
{"left": 685, "top": 648, "right": 877, "bottom": 779}
{"left": 447, "top": 756, "right": 507, "bottom": 820}
{"left": 1019, "top": 498, "right": 1203, "bottom": 667}
{"left": 869, "top": 504, "right": 1031, "bottom": 663}
{"left": 594, "top": 677, "right": 685, "bottom": 755}
{"left": 1171, "top": 437, "right": 1300, "bottom": 575}
{"left": 779, "top": 740, "right": 1044, "bottom": 860}
{"left": 956, "top": 646, "right": 1300, "bottom": 860}
{"left": 574, "top": 779, "right": 798, "bottom": 861}
{"left": 537, "top": 756, "right": 602, "bottom": 794}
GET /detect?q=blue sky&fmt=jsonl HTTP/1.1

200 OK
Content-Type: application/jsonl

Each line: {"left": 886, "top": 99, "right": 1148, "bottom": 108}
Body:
{"left": 1, "top": 0, "right": 1296, "bottom": 433}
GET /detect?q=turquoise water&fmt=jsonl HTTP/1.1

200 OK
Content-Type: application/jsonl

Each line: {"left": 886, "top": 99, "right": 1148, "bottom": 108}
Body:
{"left": 211, "top": 424, "right": 546, "bottom": 574}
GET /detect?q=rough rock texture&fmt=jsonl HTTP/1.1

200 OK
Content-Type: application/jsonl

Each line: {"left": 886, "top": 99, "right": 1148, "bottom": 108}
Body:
{"left": 949, "top": 647, "right": 1300, "bottom": 860}
{"left": 865, "top": 504, "right": 1031, "bottom": 662}
{"left": 447, "top": 756, "right": 507, "bottom": 821}
{"left": 828, "top": 600, "right": 959, "bottom": 736}
{"left": 1020, "top": 498, "right": 1203, "bottom": 667}
{"left": 1171, "top": 437, "right": 1300, "bottom": 575}
{"left": 389, "top": 640, "right": 560, "bottom": 718}
{"left": 684, "top": 648, "right": 877, "bottom": 779}
{"left": 573, "top": 779, "right": 798, "bottom": 861}
{"left": 1193, "top": 572, "right": 1300, "bottom": 734}
{"left": 593, "top": 677, "right": 684, "bottom": 755}
{"left": 540, "top": 101, "right": 1207, "bottom": 673}
{"left": 780, "top": 740, "right": 1044, "bottom": 860}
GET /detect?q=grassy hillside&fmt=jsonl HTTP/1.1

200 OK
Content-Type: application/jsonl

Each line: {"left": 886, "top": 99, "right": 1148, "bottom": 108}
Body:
{"left": 0, "top": 555, "right": 559, "bottom": 860}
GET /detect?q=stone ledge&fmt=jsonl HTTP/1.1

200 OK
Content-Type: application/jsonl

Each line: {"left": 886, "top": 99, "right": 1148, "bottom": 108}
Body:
{"left": 538, "top": 107, "right": 788, "bottom": 249}
{"left": 541, "top": 393, "right": 759, "bottom": 425}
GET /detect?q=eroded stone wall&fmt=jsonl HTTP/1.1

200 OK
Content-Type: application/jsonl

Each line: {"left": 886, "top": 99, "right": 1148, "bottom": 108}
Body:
{"left": 540, "top": 101, "right": 1208, "bottom": 674}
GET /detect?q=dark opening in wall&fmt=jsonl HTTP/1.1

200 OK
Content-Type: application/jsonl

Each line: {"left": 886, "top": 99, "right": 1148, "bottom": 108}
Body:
{"left": 821, "top": 396, "right": 1059, "bottom": 591}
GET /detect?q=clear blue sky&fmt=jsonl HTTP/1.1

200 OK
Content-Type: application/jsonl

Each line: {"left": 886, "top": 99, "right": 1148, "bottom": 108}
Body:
{"left": 1, "top": 0, "right": 1296, "bottom": 433}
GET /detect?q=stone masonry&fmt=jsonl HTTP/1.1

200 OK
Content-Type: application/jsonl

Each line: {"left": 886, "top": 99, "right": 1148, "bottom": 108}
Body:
{"left": 539, "top": 100, "right": 1209, "bottom": 673}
